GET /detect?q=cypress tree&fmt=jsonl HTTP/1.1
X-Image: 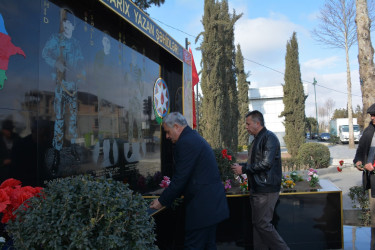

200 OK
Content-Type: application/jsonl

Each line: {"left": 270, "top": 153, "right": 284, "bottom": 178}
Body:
{"left": 281, "top": 32, "right": 306, "bottom": 157}
{"left": 197, "top": 0, "right": 241, "bottom": 151}
{"left": 236, "top": 44, "right": 249, "bottom": 147}
{"left": 198, "top": 0, "right": 221, "bottom": 149}
{"left": 220, "top": 1, "right": 240, "bottom": 152}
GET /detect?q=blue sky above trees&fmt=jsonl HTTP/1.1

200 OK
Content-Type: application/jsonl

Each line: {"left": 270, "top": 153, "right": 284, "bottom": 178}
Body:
{"left": 148, "top": 0, "right": 364, "bottom": 117}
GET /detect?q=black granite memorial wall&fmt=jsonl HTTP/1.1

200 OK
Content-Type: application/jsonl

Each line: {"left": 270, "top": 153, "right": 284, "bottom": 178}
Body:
{"left": 0, "top": 0, "right": 188, "bottom": 192}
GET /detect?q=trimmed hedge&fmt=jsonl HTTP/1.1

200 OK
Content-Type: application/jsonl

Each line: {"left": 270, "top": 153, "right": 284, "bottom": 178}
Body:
{"left": 7, "top": 175, "right": 157, "bottom": 250}
{"left": 297, "top": 142, "right": 330, "bottom": 169}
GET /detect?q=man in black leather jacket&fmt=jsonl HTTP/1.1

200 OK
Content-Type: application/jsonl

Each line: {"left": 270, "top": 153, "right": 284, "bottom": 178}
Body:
{"left": 232, "top": 110, "right": 289, "bottom": 250}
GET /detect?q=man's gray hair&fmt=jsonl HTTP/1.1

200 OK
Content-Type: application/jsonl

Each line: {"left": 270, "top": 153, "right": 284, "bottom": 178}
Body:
{"left": 163, "top": 112, "right": 188, "bottom": 127}
{"left": 246, "top": 110, "right": 264, "bottom": 127}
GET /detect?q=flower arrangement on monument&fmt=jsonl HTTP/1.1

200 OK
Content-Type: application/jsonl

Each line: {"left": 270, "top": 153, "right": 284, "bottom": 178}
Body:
{"left": 281, "top": 174, "right": 296, "bottom": 189}
{"left": 290, "top": 170, "right": 303, "bottom": 183}
{"left": 307, "top": 168, "right": 319, "bottom": 187}
{"left": 238, "top": 174, "right": 248, "bottom": 192}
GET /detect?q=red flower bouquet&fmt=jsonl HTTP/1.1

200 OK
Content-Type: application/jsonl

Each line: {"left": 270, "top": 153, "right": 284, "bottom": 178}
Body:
{"left": 159, "top": 176, "right": 170, "bottom": 188}
{"left": 221, "top": 149, "right": 232, "bottom": 161}
{"left": 337, "top": 160, "right": 344, "bottom": 172}
{"left": 214, "top": 148, "right": 236, "bottom": 185}
{"left": 0, "top": 178, "right": 42, "bottom": 223}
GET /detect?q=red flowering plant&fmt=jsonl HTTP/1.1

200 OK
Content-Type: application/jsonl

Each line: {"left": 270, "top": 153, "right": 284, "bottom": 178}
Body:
{"left": 213, "top": 148, "right": 236, "bottom": 189}
{"left": 0, "top": 178, "right": 43, "bottom": 224}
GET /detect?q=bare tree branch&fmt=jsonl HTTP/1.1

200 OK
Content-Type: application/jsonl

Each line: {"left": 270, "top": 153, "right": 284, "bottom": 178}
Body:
{"left": 312, "top": 0, "right": 357, "bottom": 49}
{"left": 313, "top": 0, "right": 358, "bottom": 147}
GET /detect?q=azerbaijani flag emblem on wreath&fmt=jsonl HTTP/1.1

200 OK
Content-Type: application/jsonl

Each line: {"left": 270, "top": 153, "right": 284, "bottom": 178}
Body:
{"left": 153, "top": 77, "right": 170, "bottom": 124}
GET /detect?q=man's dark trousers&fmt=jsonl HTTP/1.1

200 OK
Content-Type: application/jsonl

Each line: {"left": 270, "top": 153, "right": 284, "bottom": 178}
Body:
{"left": 250, "top": 192, "right": 289, "bottom": 250}
{"left": 184, "top": 224, "right": 217, "bottom": 250}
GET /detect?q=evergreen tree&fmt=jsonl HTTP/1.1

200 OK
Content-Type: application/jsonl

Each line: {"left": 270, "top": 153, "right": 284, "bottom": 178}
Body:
{"left": 236, "top": 44, "right": 249, "bottom": 147}
{"left": 332, "top": 108, "right": 349, "bottom": 119}
{"left": 281, "top": 32, "right": 306, "bottom": 158}
{"left": 197, "top": 0, "right": 241, "bottom": 151}
{"left": 305, "top": 117, "right": 317, "bottom": 138}
{"left": 133, "top": 0, "right": 165, "bottom": 11}
{"left": 221, "top": 1, "right": 240, "bottom": 152}
{"left": 197, "top": 93, "right": 204, "bottom": 135}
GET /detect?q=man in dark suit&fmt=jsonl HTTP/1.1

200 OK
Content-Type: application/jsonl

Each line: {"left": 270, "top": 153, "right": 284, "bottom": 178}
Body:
{"left": 150, "top": 112, "right": 229, "bottom": 249}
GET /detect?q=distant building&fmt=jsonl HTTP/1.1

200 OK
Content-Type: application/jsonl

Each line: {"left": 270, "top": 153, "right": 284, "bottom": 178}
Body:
{"left": 249, "top": 84, "right": 308, "bottom": 147}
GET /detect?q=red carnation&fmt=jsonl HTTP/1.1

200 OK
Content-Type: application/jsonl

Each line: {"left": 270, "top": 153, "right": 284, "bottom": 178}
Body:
{"left": 0, "top": 178, "right": 42, "bottom": 223}
{"left": 0, "top": 189, "right": 10, "bottom": 212}
{"left": 221, "top": 149, "right": 228, "bottom": 159}
{"left": 339, "top": 160, "right": 344, "bottom": 166}
{"left": 337, "top": 166, "right": 342, "bottom": 172}
{"left": 0, "top": 178, "right": 21, "bottom": 189}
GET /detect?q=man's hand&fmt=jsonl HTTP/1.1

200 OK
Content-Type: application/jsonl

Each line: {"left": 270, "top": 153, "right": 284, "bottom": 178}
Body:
{"left": 3, "top": 159, "right": 11, "bottom": 166}
{"left": 231, "top": 163, "right": 243, "bottom": 175}
{"left": 150, "top": 199, "right": 162, "bottom": 210}
{"left": 364, "top": 162, "right": 375, "bottom": 172}
{"left": 355, "top": 161, "right": 364, "bottom": 171}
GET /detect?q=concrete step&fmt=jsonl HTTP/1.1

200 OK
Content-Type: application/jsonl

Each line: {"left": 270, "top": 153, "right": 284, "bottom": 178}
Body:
{"left": 344, "top": 209, "right": 363, "bottom": 226}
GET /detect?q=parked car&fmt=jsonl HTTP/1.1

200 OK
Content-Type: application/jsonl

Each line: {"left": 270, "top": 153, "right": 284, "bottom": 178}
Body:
{"left": 311, "top": 133, "right": 319, "bottom": 139}
{"left": 318, "top": 133, "right": 331, "bottom": 141}
{"left": 305, "top": 132, "right": 311, "bottom": 139}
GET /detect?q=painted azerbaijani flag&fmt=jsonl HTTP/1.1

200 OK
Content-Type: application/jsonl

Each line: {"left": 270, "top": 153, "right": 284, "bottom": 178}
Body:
{"left": 153, "top": 78, "right": 170, "bottom": 124}
{"left": 0, "top": 13, "right": 26, "bottom": 89}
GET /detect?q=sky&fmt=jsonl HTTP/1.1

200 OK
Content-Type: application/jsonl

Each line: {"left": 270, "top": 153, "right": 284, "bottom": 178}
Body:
{"left": 147, "top": 0, "right": 364, "bottom": 119}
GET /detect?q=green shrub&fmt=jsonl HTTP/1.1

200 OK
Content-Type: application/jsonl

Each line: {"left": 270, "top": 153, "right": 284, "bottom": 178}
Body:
{"left": 7, "top": 175, "right": 157, "bottom": 250}
{"left": 297, "top": 142, "right": 330, "bottom": 169}
{"left": 329, "top": 135, "right": 340, "bottom": 145}
{"left": 349, "top": 186, "right": 371, "bottom": 226}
